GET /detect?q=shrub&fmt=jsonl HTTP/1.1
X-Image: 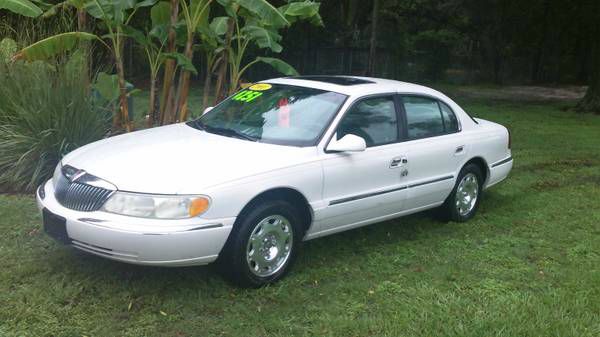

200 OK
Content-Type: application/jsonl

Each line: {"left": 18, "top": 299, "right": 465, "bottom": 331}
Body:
{"left": 0, "top": 39, "right": 111, "bottom": 192}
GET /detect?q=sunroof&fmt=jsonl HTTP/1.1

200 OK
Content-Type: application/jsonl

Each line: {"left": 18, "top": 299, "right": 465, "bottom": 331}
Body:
{"left": 291, "top": 76, "right": 374, "bottom": 86}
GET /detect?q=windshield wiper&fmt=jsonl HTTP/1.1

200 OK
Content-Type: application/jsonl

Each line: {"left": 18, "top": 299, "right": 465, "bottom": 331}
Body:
{"left": 203, "top": 124, "right": 257, "bottom": 142}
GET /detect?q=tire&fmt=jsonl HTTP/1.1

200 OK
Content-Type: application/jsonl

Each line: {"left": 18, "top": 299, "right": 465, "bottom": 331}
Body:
{"left": 440, "top": 163, "right": 484, "bottom": 222}
{"left": 217, "top": 200, "right": 303, "bottom": 287}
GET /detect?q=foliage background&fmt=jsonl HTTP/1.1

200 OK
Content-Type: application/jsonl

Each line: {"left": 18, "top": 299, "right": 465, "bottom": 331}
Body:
{"left": 3, "top": 0, "right": 594, "bottom": 86}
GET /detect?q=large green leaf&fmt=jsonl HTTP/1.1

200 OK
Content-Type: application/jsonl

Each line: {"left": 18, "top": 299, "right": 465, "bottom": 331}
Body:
{"left": 216, "top": 0, "right": 237, "bottom": 18}
{"left": 149, "top": 24, "right": 169, "bottom": 43}
{"left": 0, "top": 0, "right": 43, "bottom": 17}
{"left": 67, "top": 0, "right": 86, "bottom": 9}
{"left": 151, "top": 1, "right": 170, "bottom": 27}
{"left": 190, "top": 0, "right": 210, "bottom": 27}
{"left": 236, "top": 0, "right": 289, "bottom": 28}
{"left": 122, "top": 26, "right": 149, "bottom": 46}
{"left": 162, "top": 52, "right": 198, "bottom": 75}
{"left": 84, "top": 0, "right": 139, "bottom": 23}
{"left": 255, "top": 56, "right": 298, "bottom": 76}
{"left": 210, "top": 16, "right": 229, "bottom": 35}
{"left": 84, "top": 0, "right": 114, "bottom": 20}
{"left": 13, "top": 32, "right": 99, "bottom": 61}
{"left": 93, "top": 71, "right": 120, "bottom": 102}
{"left": 281, "top": 1, "right": 322, "bottom": 26}
{"left": 135, "top": 0, "right": 157, "bottom": 8}
{"left": 241, "top": 25, "right": 282, "bottom": 53}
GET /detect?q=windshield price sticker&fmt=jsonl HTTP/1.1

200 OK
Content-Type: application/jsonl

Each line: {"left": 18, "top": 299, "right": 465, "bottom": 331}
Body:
{"left": 248, "top": 83, "right": 272, "bottom": 91}
{"left": 233, "top": 90, "right": 263, "bottom": 103}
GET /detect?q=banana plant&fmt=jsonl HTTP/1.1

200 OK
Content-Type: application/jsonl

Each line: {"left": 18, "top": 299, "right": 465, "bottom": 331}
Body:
{"left": 12, "top": 0, "right": 158, "bottom": 132}
{"left": 197, "top": 15, "right": 228, "bottom": 109}
{"left": 174, "top": 0, "right": 212, "bottom": 122}
{"left": 124, "top": 25, "right": 198, "bottom": 126}
{"left": 84, "top": 0, "right": 158, "bottom": 131}
{"left": 214, "top": 0, "right": 322, "bottom": 98}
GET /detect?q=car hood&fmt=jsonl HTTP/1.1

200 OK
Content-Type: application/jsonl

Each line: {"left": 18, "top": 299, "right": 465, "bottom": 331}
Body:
{"left": 62, "top": 123, "right": 318, "bottom": 194}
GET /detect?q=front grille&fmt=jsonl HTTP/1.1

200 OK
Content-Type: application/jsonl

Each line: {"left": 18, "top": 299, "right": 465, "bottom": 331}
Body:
{"left": 54, "top": 166, "right": 114, "bottom": 212}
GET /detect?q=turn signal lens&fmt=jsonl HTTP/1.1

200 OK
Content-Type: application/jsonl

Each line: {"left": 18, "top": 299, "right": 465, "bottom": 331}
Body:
{"left": 189, "top": 197, "right": 210, "bottom": 217}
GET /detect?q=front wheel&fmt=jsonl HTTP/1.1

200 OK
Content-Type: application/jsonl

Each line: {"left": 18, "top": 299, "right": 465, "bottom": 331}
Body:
{"left": 217, "top": 200, "right": 303, "bottom": 287}
{"left": 440, "top": 163, "right": 484, "bottom": 222}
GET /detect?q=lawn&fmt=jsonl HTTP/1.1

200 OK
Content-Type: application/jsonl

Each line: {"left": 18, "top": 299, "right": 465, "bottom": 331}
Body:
{"left": 1, "top": 90, "right": 599, "bottom": 337}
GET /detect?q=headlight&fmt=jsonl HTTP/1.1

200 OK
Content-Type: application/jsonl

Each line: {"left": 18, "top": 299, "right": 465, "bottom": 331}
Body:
{"left": 102, "top": 192, "right": 210, "bottom": 219}
{"left": 52, "top": 161, "right": 62, "bottom": 189}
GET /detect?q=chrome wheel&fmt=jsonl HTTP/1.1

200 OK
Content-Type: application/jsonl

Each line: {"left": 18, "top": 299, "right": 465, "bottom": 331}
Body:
{"left": 455, "top": 173, "right": 479, "bottom": 216}
{"left": 246, "top": 215, "right": 293, "bottom": 277}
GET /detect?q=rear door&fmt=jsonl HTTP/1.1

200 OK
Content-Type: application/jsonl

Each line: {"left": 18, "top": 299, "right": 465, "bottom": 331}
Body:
{"left": 399, "top": 95, "right": 466, "bottom": 210}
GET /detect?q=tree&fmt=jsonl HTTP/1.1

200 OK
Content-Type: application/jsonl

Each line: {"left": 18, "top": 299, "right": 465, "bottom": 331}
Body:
{"left": 85, "top": 0, "right": 158, "bottom": 131}
{"left": 575, "top": 1, "right": 600, "bottom": 114}
{"left": 212, "top": 0, "right": 322, "bottom": 100}
{"left": 174, "top": 0, "right": 212, "bottom": 121}
{"left": 367, "top": 0, "right": 379, "bottom": 76}
{"left": 12, "top": 0, "right": 159, "bottom": 132}
{"left": 197, "top": 15, "right": 229, "bottom": 109}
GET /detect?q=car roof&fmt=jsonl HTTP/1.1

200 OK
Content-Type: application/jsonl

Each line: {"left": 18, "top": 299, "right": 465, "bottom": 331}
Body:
{"left": 262, "top": 75, "right": 445, "bottom": 98}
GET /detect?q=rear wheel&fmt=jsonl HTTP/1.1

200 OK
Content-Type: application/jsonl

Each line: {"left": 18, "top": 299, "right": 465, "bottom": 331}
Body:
{"left": 440, "top": 163, "right": 484, "bottom": 222}
{"left": 217, "top": 200, "right": 302, "bottom": 287}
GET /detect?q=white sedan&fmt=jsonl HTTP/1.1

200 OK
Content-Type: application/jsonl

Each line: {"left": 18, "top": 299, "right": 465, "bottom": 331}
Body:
{"left": 37, "top": 76, "right": 513, "bottom": 287}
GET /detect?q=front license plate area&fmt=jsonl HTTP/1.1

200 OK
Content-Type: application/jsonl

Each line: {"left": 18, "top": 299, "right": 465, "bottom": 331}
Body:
{"left": 43, "top": 208, "right": 70, "bottom": 244}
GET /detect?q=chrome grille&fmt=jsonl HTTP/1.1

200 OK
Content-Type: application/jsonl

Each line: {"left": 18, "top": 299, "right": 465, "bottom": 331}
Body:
{"left": 54, "top": 165, "right": 115, "bottom": 212}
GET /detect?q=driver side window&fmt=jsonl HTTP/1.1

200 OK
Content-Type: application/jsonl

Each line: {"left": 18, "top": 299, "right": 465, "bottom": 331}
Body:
{"left": 336, "top": 96, "right": 398, "bottom": 147}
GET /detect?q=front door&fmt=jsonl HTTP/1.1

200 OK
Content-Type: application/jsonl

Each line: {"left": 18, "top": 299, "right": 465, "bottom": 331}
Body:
{"left": 318, "top": 95, "right": 407, "bottom": 234}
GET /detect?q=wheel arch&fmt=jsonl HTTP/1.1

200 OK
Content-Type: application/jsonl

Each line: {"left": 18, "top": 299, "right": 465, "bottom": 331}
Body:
{"left": 235, "top": 187, "right": 314, "bottom": 236}
{"left": 463, "top": 156, "right": 490, "bottom": 186}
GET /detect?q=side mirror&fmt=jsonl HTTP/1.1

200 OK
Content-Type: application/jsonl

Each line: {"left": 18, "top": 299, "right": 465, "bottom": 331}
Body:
{"left": 203, "top": 106, "right": 213, "bottom": 115}
{"left": 326, "top": 134, "right": 367, "bottom": 152}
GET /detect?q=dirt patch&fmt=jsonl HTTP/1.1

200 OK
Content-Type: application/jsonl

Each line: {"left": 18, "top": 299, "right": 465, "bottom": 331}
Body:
{"left": 453, "top": 86, "right": 586, "bottom": 102}
{"left": 519, "top": 159, "right": 598, "bottom": 172}
{"left": 577, "top": 175, "right": 600, "bottom": 187}
{"left": 531, "top": 180, "right": 563, "bottom": 191}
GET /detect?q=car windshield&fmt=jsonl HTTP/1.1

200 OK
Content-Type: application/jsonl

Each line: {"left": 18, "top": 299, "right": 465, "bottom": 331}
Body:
{"left": 190, "top": 84, "right": 347, "bottom": 146}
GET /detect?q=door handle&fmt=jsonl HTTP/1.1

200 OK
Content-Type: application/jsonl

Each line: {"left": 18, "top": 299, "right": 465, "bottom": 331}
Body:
{"left": 390, "top": 156, "right": 407, "bottom": 168}
{"left": 455, "top": 145, "right": 465, "bottom": 154}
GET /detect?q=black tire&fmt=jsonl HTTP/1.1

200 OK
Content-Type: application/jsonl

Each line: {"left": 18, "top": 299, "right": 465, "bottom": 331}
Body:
{"left": 217, "top": 200, "right": 303, "bottom": 287}
{"left": 440, "top": 163, "right": 484, "bottom": 222}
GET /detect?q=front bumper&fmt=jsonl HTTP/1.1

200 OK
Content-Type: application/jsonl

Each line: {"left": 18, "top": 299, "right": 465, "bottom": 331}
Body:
{"left": 36, "top": 180, "right": 235, "bottom": 266}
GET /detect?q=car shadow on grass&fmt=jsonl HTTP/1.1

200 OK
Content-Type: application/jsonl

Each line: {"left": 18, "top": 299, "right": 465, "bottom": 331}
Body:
{"left": 46, "top": 192, "right": 512, "bottom": 290}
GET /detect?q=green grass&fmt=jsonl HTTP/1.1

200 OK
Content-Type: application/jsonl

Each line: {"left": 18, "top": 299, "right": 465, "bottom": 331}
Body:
{"left": 1, "top": 93, "right": 600, "bottom": 337}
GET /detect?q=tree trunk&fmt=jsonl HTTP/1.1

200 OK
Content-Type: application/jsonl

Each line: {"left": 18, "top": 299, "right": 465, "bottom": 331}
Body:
{"left": 159, "top": 0, "right": 180, "bottom": 125}
{"left": 147, "top": 74, "right": 157, "bottom": 127}
{"left": 367, "top": 0, "right": 379, "bottom": 76}
{"left": 530, "top": 0, "right": 550, "bottom": 83}
{"left": 576, "top": 4, "right": 600, "bottom": 114}
{"left": 176, "top": 33, "right": 195, "bottom": 122}
{"left": 114, "top": 49, "right": 131, "bottom": 132}
{"left": 213, "top": 18, "right": 235, "bottom": 105}
{"left": 77, "top": 8, "right": 91, "bottom": 88}
{"left": 576, "top": 40, "right": 600, "bottom": 113}
{"left": 202, "top": 56, "right": 214, "bottom": 110}
{"left": 77, "top": 8, "right": 87, "bottom": 31}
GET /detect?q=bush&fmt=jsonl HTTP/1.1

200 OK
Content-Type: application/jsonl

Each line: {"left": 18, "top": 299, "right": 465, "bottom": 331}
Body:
{"left": 0, "top": 39, "right": 111, "bottom": 192}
